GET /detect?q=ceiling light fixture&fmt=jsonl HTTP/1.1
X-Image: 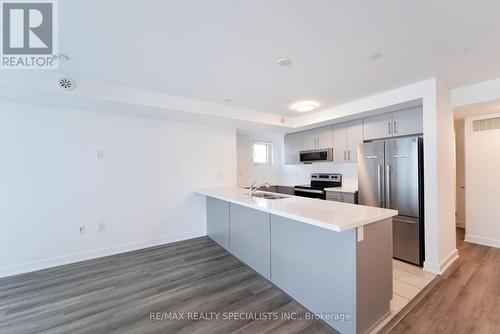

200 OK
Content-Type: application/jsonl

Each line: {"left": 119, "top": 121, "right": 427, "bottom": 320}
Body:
{"left": 370, "top": 52, "right": 382, "bottom": 60}
{"left": 291, "top": 101, "right": 320, "bottom": 112}
{"left": 222, "top": 98, "right": 232, "bottom": 103}
{"left": 277, "top": 58, "right": 292, "bottom": 66}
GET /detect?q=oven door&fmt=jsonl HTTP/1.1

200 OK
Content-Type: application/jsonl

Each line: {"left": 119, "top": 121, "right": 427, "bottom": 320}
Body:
{"left": 293, "top": 188, "right": 326, "bottom": 199}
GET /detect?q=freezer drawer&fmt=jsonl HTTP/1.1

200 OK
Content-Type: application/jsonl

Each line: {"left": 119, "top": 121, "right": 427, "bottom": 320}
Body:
{"left": 392, "top": 215, "right": 421, "bottom": 265}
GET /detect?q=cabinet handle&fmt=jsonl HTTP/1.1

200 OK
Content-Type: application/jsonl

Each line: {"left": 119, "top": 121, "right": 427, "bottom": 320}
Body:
{"left": 388, "top": 122, "right": 392, "bottom": 135}
{"left": 394, "top": 121, "right": 397, "bottom": 134}
{"left": 348, "top": 150, "right": 351, "bottom": 161}
{"left": 344, "top": 150, "right": 346, "bottom": 161}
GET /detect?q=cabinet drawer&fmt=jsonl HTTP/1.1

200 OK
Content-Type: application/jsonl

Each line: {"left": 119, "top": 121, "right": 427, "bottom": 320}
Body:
{"left": 326, "top": 192, "right": 356, "bottom": 204}
{"left": 326, "top": 192, "right": 343, "bottom": 202}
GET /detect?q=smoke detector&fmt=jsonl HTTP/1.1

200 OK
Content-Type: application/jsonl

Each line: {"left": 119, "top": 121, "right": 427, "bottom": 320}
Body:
{"left": 58, "top": 76, "right": 75, "bottom": 91}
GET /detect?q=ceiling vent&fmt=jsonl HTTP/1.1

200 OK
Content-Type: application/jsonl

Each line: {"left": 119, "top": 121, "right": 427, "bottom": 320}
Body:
{"left": 472, "top": 117, "right": 500, "bottom": 132}
{"left": 58, "top": 76, "right": 75, "bottom": 91}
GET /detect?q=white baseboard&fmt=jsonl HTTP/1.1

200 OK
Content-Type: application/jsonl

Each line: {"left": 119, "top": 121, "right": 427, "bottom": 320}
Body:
{"left": 465, "top": 235, "right": 500, "bottom": 248}
{"left": 423, "top": 248, "right": 459, "bottom": 275}
{"left": 0, "top": 230, "right": 206, "bottom": 278}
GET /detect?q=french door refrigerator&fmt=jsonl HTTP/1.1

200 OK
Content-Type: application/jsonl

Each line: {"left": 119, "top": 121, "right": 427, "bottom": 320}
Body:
{"left": 357, "top": 137, "right": 424, "bottom": 266}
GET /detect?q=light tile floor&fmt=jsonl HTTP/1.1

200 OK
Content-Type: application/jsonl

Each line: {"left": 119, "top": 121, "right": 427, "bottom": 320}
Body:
{"left": 369, "top": 260, "right": 436, "bottom": 333}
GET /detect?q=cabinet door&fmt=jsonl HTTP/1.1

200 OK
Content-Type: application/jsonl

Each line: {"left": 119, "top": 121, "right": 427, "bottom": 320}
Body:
{"left": 303, "top": 126, "right": 332, "bottom": 150}
{"left": 331, "top": 123, "right": 347, "bottom": 162}
{"left": 207, "top": 197, "right": 230, "bottom": 250}
{"left": 342, "top": 193, "right": 356, "bottom": 204}
{"left": 302, "top": 129, "right": 318, "bottom": 151}
{"left": 326, "top": 191, "right": 343, "bottom": 202}
{"left": 363, "top": 113, "right": 393, "bottom": 141}
{"left": 316, "top": 126, "right": 333, "bottom": 149}
{"left": 392, "top": 107, "right": 423, "bottom": 137}
{"left": 229, "top": 204, "right": 271, "bottom": 279}
{"left": 346, "top": 119, "right": 363, "bottom": 163}
{"left": 284, "top": 132, "right": 303, "bottom": 165}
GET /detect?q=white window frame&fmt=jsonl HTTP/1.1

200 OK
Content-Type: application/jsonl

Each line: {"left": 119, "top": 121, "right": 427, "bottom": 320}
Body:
{"left": 252, "top": 141, "right": 273, "bottom": 167}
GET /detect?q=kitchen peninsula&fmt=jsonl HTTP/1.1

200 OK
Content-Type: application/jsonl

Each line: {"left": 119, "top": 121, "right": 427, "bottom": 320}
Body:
{"left": 196, "top": 188, "right": 398, "bottom": 334}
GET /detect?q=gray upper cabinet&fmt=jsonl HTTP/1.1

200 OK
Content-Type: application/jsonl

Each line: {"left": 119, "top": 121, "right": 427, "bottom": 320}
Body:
{"left": 363, "top": 107, "right": 423, "bottom": 141}
{"left": 346, "top": 120, "right": 363, "bottom": 163}
{"left": 331, "top": 123, "right": 347, "bottom": 162}
{"left": 392, "top": 107, "right": 423, "bottom": 137}
{"left": 284, "top": 107, "right": 422, "bottom": 165}
{"left": 331, "top": 120, "right": 363, "bottom": 163}
{"left": 284, "top": 132, "right": 303, "bottom": 165}
{"left": 363, "top": 113, "right": 393, "bottom": 141}
{"left": 302, "top": 126, "right": 332, "bottom": 151}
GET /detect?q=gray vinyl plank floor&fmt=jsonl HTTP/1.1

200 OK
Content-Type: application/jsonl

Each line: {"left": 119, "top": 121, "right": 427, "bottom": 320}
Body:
{"left": 0, "top": 237, "right": 336, "bottom": 334}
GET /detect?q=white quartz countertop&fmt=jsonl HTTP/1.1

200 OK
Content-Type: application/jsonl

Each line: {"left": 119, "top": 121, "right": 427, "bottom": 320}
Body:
{"left": 196, "top": 187, "right": 397, "bottom": 232}
{"left": 324, "top": 186, "right": 358, "bottom": 193}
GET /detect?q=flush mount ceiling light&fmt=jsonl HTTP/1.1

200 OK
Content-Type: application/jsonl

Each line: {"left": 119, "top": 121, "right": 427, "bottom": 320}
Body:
{"left": 370, "top": 52, "right": 382, "bottom": 60}
{"left": 277, "top": 58, "right": 292, "bottom": 66}
{"left": 222, "top": 97, "right": 232, "bottom": 103}
{"left": 291, "top": 101, "right": 320, "bottom": 112}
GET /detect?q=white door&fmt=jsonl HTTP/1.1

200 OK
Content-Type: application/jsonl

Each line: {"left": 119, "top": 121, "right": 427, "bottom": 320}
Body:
{"left": 455, "top": 125, "right": 465, "bottom": 228}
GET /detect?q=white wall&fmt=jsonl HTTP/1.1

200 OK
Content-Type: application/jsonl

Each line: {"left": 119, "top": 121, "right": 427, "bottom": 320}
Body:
{"left": 464, "top": 113, "right": 500, "bottom": 248}
{"left": 236, "top": 134, "right": 358, "bottom": 188}
{"left": 0, "top": 101, "right": 237, "bottom": 277}
{"left": 237, "top": 134, "right": 284, "bottom": 187}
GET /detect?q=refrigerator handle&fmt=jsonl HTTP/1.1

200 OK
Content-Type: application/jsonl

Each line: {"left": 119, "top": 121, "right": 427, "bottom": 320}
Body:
{"left": 377, "top": 164, "right": 382, "bottom": 207}
{"left": 386, "top": 164, "right": 391, "bottom": 208}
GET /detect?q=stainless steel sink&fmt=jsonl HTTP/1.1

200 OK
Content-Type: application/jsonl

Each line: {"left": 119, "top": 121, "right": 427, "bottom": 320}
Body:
{"left": 250, "top": 192, "right": 288, "bottom": 200}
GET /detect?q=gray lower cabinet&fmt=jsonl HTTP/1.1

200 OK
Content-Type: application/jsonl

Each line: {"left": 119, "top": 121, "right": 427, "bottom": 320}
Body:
{"left": 271, "top": 215, "right": 357, "bottom": 334}
{"left": 229, "top": 203, "right": 271, "bottom": 280}
{"left": 271, "top": 215, "right": 392, "bottom": 334}
{"left": 326, "top": 191, "right": 356, "bottom": 204}
{"left": 206, "top": 197, "right": 230, "bottom": 250}
{"left": 205, "top": 197, "right": 392, "bottom": 334}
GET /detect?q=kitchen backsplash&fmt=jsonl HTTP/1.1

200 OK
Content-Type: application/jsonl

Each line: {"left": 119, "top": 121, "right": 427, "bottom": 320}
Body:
{"left": 280, "top": 162, "right": 358, "bottom": 188}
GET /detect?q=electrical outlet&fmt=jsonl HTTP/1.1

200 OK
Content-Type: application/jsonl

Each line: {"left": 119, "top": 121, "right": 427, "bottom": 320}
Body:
{"left": 79, "top": 225, "right": 85, "bottom": 234}
{"left": 98, "top": 222, "right": 105, "bottom": 232}
{"left": 96, "top": 151, "right": 104, "bottom": 160}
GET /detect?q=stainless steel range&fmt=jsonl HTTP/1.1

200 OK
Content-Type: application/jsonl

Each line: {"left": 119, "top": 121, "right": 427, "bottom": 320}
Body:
{"left": 294, "top": 173, "right": 342, "bottom": 199}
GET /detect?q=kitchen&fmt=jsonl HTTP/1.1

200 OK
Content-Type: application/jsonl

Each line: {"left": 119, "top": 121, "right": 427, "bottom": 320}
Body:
{"left": 1, "top": 1, "right": 500, "bottom": 334}
{"left": 198, "top": 103, "right": 426, "bottom": 333}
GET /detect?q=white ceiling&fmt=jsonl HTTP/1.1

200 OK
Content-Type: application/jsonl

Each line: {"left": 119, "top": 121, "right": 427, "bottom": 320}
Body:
{"left": 4, "top": 1, "right": 500, "bottom": 118}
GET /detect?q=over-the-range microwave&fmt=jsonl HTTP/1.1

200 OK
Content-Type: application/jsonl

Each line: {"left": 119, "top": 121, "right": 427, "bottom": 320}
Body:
{"left": 299, "top": 148, "right": 334, "bottom": 163}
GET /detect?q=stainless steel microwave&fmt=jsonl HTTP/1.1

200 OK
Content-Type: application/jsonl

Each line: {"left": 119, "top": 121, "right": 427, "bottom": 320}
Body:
{"left": 299, "top": 148, "right": 334, "bottom": 163}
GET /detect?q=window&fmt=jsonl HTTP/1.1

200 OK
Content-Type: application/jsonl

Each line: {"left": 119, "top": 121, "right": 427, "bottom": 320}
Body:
{"left": 252, "top": 141, "right": 273, "bottom": 166}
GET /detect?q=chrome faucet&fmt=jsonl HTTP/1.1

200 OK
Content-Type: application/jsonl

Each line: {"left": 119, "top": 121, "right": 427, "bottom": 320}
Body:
{"left": 249, "top": 181, "right": 271, "bottom": 196}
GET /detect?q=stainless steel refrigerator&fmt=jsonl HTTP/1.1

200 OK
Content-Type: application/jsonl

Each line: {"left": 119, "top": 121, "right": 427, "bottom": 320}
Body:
{"left": 358, "top": 137, "right": 424, "bottom": 266}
